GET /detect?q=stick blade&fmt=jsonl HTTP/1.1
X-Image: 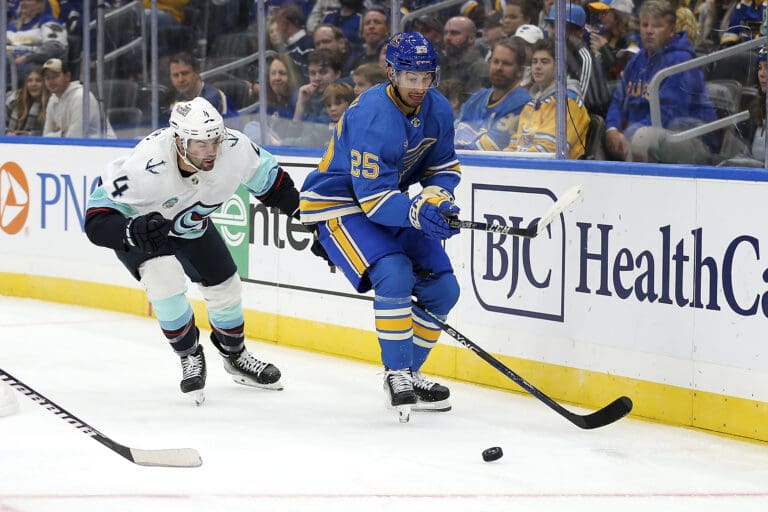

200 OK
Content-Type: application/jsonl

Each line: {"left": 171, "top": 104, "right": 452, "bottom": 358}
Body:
{"left": 536, "top": 184, "right": 584, "bottom": 235}
{"left": 129, "top": 447, "right": 203, "bottom": 468}
{"left": 568, "top": 396, "right": 633, "bottom": 430}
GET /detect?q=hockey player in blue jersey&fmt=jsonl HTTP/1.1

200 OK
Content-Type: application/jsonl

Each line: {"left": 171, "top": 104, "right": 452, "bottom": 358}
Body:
{"left": 300, "top": 33, "right": 462, "bottom": 422}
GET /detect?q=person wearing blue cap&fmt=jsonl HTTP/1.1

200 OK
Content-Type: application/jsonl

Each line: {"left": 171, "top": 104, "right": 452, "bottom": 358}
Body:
{"left": 544, "top": 2, "right": 611, "bottom": 116}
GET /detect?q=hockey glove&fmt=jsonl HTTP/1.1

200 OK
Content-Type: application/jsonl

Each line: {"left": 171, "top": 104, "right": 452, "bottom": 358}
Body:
{"left": 409, "top": 187, "right": 461, "bottom": 240}
{"left": 307, "top": 224, "right": 335, "bottom": 270}
{"left": 126, "top": 212, "right": 172, "bottom": 254}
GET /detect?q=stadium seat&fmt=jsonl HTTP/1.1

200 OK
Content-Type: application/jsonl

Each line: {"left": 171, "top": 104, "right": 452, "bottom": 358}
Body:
{"left": 211, "top": 79, "right": 254, "bottom": 110}
{"left": 705, "top": 79, "right": 743, "bottom": 118}
{"left": 581, "top": 114, "right": 605, "bottom": 160}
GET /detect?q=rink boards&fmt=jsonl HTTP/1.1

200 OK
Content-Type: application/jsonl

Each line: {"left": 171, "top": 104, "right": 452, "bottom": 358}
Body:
{"left": 1, "top": 138, "right": 768, "bottom": 441}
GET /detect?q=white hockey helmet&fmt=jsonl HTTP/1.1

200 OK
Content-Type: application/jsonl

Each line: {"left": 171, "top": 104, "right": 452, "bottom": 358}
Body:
{"left": 169, "top": 97, "right": 226, "bottom": 144}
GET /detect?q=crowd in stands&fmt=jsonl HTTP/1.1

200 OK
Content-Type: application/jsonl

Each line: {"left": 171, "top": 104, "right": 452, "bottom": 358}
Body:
{"left": 4, "top": 0, "right": 768, "bottom": 166}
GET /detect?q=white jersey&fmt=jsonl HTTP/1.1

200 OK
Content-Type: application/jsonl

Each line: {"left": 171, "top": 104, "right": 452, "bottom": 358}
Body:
{"left": 89, "top": 127, "right": 280, "bottom": 239}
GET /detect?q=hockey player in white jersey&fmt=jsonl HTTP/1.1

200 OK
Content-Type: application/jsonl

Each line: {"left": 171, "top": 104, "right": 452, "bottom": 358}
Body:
{"left": 85, "top": 97, "right": 306, "bottom": 405}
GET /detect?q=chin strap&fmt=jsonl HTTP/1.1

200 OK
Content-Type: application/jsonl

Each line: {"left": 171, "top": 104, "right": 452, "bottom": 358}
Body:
{"left": 174, "top": 138, "right": 206, "bottom": 173}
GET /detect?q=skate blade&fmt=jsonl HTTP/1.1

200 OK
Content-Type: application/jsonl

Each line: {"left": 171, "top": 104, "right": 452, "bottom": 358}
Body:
{"left": 184, "top": 389, "right": 205, "bottom": 406}
{"left": 396, "top": 404, "right": 412, "bottom": 423}
{"left": 231, "top": 375, "right": 284, "bottom": 390}
{"left": 412, "top": 399, "right": 451, "bottom": 412}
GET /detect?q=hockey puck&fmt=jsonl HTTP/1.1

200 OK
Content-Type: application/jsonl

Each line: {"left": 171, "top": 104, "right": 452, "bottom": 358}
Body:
{"left": 482, "top": 446, "right": 503, "bottom": 462}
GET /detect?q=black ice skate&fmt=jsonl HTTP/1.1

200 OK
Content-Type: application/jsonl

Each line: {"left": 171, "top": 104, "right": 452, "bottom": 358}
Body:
{"left": 210, "top": 332, "right": 283, "bottom": 390}
{"left": 180, "top": 344, "right": 206, "bottom": 406}
{"left": 383, "top": 368, "right": 417, "bottom": 423}
{"left": 411, "top": 370, "right": 451, "bottom": 412}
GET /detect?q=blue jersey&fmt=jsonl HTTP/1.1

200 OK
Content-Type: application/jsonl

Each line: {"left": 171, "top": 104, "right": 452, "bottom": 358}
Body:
{"left": 300, "top": 83, "right": 461, "bottom": 227}
{"left": 454, "top": 86, "right": 531, "bottom": 151}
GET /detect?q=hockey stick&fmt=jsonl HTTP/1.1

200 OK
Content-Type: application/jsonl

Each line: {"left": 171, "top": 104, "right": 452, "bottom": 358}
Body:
{"left": 413, "top": 304, "right": 633, "bottom": 429}
{"left": 0, "top": 368, "right": 202, "bottom": 468}
{"left": 448, "top": 185, "right": 584, "bottom": 238}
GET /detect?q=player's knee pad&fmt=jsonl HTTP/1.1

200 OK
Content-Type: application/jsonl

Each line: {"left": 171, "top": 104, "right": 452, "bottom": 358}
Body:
{"left": 138, "top": 255, "right": 188, "bottom": 301}
{"left": 367, "top": 253, "right": 415, "bottom": 298}
{"left": 416, "top": 271, "right": 459, "bottom": 315}
{"left": 201, "top": 273, "right": 243, "bottom": 312}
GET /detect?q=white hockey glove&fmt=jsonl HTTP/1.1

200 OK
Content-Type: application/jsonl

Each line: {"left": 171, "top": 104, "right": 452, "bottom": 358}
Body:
{"left": 408, "top": 186, "right": 460, "bottom": 240}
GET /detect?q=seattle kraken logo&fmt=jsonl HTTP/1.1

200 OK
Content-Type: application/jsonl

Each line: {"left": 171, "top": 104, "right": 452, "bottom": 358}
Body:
{"left": 173, "top": 201, "right": 221, "bottom": 235}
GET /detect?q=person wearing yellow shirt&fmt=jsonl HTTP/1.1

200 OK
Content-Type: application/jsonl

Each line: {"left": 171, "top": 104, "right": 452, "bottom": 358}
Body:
{"left": 505, "top": 37, "right": 590, "bottom": 159}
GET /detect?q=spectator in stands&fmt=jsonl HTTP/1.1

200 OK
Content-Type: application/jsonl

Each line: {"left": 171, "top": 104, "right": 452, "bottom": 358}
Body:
{"left": 352, "top": 6, "right": 389, "bottom": 68}
{"left": 351, "top": 62, "right": 387, "bottom": 97}
{"left": 720, "top": 0, "right": 765, "bottom": 47}
{"left": 544, "top": 3, "right": 611, "bottom": 116}
{"left": 168, "top": 52, "right": 238, "bottom": 120}
{"left": 505, "top": 38, "right": 590, "bottom": 159}
{"left": 6, "top": 66, "right": 49, "bottom": 135}
{"left": 268, "top": 16, "right": 285, "bottom": 52}
{"left": 502, "top": 0, "right": 539, "bottom": 36}
{"left": 42, "top": 58, "right": 114, "bottom": 138}
{"left": 413, "top": 14, "right": 444, "bottom": 52}
{"left": 281, "top": 82, "right": 354, "bottom": 147}
{"left": 587, "top": 0, "right": 637, "bottom": 81}
{"left": 441, "top": 16, "right": 490, "bottom": 101}
{"left": 604, "top": 0, "right": 716, "bottom": 162}
{"left": 7, "top": 0, "right": 68, "bottom": 82}
{"left": 460, "top": 0, "right": 486, "bottom": 30}
{"left": 142, "top": 0, "right": 189, "bottom": 26}
{"left": 292, "top": 49, "right": 342, "bottom": 127}
{"left": 274, "top": 3, "right": 315, "bottom": 80}
{"left": 480, "top": 11, "right": 506, "bottom": 53}
{"left": 747, "top": 49, "right": 768, "bottom": 162}
{"left": 318, "top": 0, "right": 365, "bottom": 55}
{"left": 537, "top": 0, "right": 556, "bottom": 28}
{"left": 455, "top": 38, "right": 531, "bottom": 151}
{"left": 670, "top": 0, "right": 699, "bottom": 46}
{"left": 513, "top": 24, "right": 545, "bottom": 88}
{"left": 313, "top": 24, "right": 355, "bottom": 76}
{"left": 257, "top": 54, "right": 300, "bottom": 120}
{"left": 437, "top": 79, "right": 465, "bottom": 117}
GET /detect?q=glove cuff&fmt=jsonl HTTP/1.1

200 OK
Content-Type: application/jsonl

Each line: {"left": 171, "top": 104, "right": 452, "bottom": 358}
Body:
{"left": 125, "top": 217, "right": 137, "bottom": 247}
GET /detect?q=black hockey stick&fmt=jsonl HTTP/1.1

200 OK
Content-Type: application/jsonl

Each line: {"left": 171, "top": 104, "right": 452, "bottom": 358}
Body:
{"left": 413, "top": 304, "right": 633, "bottom": 429}
{"left": 0, "top": 368, "right": 202, "bottom": 467}
{"left": 448, "top": 185, "right": 584, "bottom": 238}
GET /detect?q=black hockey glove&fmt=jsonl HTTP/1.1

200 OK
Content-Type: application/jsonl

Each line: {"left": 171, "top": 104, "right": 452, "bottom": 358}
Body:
{"left": 126, "top": 212, "right": 172, "bottom": 254}
{"left": 308, "top": 224, "right": 335, "bottom": 270}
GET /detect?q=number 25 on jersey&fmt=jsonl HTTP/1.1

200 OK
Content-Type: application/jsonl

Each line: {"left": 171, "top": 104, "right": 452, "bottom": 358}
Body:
{"left": 350, "top": 150, "right": 380, "bottom": 179}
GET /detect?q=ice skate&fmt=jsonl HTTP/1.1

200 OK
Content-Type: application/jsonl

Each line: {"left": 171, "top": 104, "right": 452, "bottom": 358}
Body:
{"left": 221, "top": 349, "right": 283, "bottom": 390}
{"left": 411, "top": 371, "right": 451, "bottom": 412}
{"left": 210, "top": 333, "right": 283, "bottom": 390}
{"left": 180, "top": 344, "right": 206, "bottom": 406}
{"left": 383, "top": 369, "right": 417, "bottom": 423}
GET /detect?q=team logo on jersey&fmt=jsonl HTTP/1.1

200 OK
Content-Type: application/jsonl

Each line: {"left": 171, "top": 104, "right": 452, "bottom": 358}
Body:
{"left": 162, "top": 197, "right": 179, "bottom": 209}
{"left": 174, "top": 201, "right": 220, "bottom": 235}
{"left": 145, "top": 158, "right": 165, "bottom": 174}
{"left": 0, "top": 161, "right": 30, "bottom": 235}
{"left": 410, "top": 117, "right": 421, "bottom": 128}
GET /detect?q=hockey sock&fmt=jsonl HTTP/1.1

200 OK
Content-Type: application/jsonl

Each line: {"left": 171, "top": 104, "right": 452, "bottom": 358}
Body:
{"left": 151, "top": 293, "right": 197, "bottom": 355}
{"left": 411, "top": 307, "right": 443, "bottom": 372}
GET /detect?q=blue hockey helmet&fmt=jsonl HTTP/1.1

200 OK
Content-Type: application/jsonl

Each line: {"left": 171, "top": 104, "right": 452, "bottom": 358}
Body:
{"left": 385, "top": 32, "right": 439, "bottom": 74}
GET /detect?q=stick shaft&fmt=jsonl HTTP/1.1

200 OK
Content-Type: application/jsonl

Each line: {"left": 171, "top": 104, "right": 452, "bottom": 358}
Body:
{"left": 413, "top": 304, "right": 632, "bottom": 429}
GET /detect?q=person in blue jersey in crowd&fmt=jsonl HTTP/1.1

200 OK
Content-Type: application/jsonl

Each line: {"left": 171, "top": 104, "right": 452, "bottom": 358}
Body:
{"left": 454, "top": 37, "right": 531, "bottom": 150}
{"left": 604, "top": 0, "right": 716, "bottom": 162}
{"left": 300, "top": 32, "right": 462, "bottom": 422}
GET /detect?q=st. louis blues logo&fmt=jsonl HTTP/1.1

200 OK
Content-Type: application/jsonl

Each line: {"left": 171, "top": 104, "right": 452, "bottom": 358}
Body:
{"left": 411, "top": 117, "right": 421, "bottom": 128}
